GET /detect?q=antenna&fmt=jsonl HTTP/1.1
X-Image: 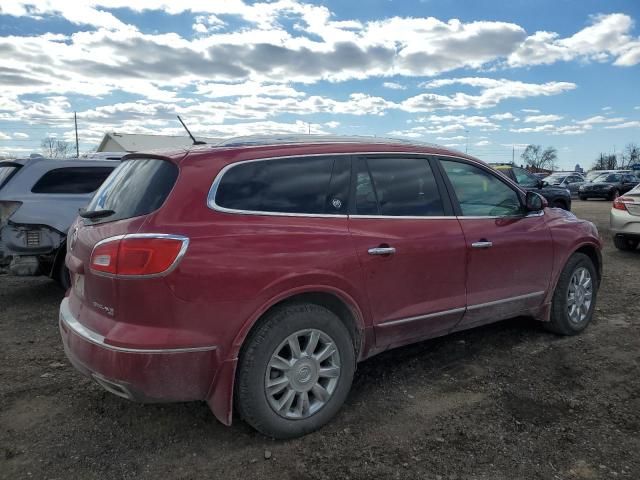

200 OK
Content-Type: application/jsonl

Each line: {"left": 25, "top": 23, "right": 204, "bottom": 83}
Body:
{"left": 177, "top": 116, "right": 206, "bottom": 145}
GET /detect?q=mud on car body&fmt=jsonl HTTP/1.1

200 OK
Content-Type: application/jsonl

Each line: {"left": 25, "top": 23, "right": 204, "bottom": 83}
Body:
{"left": 0, "top": 156, "right": 118, "bottom": 288}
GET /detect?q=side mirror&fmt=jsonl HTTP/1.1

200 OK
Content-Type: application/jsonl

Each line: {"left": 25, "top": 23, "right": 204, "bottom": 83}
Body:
{"left": 526, "top": 191, "right": 547, "bottom": 211}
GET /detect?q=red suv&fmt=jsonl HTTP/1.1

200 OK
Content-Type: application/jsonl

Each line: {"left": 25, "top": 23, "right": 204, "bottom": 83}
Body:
{"left": 60, "top": 136, "right": 602, "bottom": 438}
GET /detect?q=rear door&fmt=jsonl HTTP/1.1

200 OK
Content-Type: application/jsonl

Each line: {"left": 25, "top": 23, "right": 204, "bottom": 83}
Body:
{"left": 348, "top": 155, "right": 467, "bottom": 348}
{"left": 438, "top": 158, "right": 553, "bottom": 329}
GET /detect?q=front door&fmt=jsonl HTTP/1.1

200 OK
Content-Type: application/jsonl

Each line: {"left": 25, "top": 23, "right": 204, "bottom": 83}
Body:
{"left": 438, "top": 159, "right": 554, "bottom": 329}
{"left": 348, "top": 155, "right": 467, "bottom": 349}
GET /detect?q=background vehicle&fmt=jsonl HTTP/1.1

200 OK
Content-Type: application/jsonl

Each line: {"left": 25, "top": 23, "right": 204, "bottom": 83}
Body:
{"left": 492, "top": 164, "right": 572, "bottom": 210}
{"left": 578, "top": 173, "right": 639, "bottom": 201}
{"left": 585, "top": 169, "right": 632, "bottom": 182}
{"left": 543, "top": 172, "right": 585, "bottom": 196}
{"left": 60, "top": 136, "right": 601, "bottom": 439}
{"left": 0, "top": 156, "right": 119, "bottom": 287}
{"left": 610, "top": 183, "right": 640, "bottom": 250}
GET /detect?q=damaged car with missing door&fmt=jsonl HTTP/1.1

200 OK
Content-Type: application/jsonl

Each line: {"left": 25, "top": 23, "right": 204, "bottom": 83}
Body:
{"left": 0, "top": 155, "right": 118, "bottom": 288}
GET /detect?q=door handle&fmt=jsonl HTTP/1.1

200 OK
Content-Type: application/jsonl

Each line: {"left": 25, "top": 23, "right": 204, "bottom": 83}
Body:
{"left": 368, "top": 246, "right": 396, "bottom": 256}
{"left": 471, "top": 241, "right": 493, "bottom": 249}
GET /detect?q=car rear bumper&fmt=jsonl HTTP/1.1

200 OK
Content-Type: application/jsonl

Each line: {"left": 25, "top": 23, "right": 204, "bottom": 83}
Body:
{"left": 610, "top": 209, "right": 640, "bottom": 237}
{"left": 59, "top": 297, "right": 219, "bottom": 402}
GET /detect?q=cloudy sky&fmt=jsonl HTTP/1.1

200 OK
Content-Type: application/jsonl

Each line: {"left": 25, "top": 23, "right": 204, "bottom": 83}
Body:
{"left": 0, "top": 0, "right": 639, "bottom": 168}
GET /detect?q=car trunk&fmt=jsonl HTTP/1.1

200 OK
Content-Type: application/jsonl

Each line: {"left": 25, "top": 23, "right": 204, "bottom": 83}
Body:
{"left": 65, "top": 155, "right": 182, "bottom": 338}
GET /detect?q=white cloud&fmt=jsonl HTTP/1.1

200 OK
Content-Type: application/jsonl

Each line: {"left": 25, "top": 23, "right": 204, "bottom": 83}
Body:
{"left": 604, "top": 121, "right": 640, "bottom": 129}
{"left": 436, "top": 135, "right": 467, "bottom": 141}
{"left": 405, "top": 78, "right": 575, "bottom": 112}
{"left": 510, "top": 123, "right": 591, "bottom": 135}
{"left": 383, "top": 82, "right": 406, "bottom": 90}
{"left": 0, "top": 132, "right": 11, "bottom": 140}
{"left": 575, "top": 115, "right": 626, "bottom": 125}
{"left": 13, "top": 132, "right": 29, "bottom": 139}
{"left": 602, "top": 106, "right": 613, "bottom": 111}
{"left": 491, "top": 112, "right": 518, "bottom": 121}
{"left": 508, "top": 14, "right": 640, "bottom": 68}
{"left": 524, "top": 114, "right": 563, "bottom": 123}
{"left": 475, "top": 140, "right": 491, "bottom": 146}
{"left": 521, "top": 108, "right": 540, "bottom": 113}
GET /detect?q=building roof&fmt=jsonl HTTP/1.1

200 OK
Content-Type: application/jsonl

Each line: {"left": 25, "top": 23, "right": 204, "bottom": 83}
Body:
{"left": 96, "top": 132, "right": 222, "bottom": 152}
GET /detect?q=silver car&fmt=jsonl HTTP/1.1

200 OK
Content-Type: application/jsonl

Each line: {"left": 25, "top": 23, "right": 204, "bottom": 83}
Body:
{"left": 0, "top": 155, "right": 120, "bottom": 287}
{"left": 610, "top": 183, "right": 640, "bottom": 251}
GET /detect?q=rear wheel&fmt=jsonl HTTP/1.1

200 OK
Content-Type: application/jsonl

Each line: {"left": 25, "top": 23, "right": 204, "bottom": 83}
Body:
{"left": 579, "top": 195, "right": 588, "bottom": 201}
{"left": 236, "top": 303, "right": 355, "bottom": 439}
{"left": 545, "top": 253, "right": 598, "bottom": 336}
{"left": 609, "top": 189, "right": 620, "bottom": 201}
{"left": 552, "top": 199, "right": 567, "bottom": 209}
{"left": 613, "top": 235, "right": 639, "bottom": 251}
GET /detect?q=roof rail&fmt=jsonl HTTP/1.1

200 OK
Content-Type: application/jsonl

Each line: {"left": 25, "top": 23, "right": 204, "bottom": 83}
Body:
{"left": 213, "top": 134, "right": 442, "bottom": 149}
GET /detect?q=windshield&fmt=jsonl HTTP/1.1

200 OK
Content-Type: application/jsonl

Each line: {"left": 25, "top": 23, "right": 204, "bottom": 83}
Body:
{"left": 544, "top": 174, "right": 566, "bottom": 183}
{"left": 594, "top": 174, "right": 622, "bottom": 183}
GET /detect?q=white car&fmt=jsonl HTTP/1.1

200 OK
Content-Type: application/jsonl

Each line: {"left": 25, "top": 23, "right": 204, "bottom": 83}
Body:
{"left": 610, "top": 183, "right": 640, "bottom": 251}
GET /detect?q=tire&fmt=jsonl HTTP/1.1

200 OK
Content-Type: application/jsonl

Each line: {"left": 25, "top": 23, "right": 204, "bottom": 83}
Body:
{"left": 54, "top": 261, "right": 71, "bottom": 290}
{"left": 579, "top": 195, "right": 587, "bottom": 201}
{"left": 236, "top": 303, "right": 355, "bottom": 439}
{"left": 613, "top": 235, "right": 639, "bottom": 251}
{"left": 545, "top": 253, "right": 598, "bottom": 336}
{"left": 552, "top": 199, "right": 567, "bottom": 210}
{"left": 609, "top": 189, "right": 620, "bottom": 201}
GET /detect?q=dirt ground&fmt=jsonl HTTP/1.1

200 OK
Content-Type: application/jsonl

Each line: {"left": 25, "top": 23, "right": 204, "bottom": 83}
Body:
{"left": 1, "top": 200, "right": 639, "bottom": 480}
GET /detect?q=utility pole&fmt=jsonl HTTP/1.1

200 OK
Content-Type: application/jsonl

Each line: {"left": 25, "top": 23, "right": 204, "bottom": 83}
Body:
{"left": 307, "top": 123, "right": 311, "bottom": 135}
{"left": 74, "top": 112, "right": 79, "bottom": 157}
{"left": 465, "top": 130, "right": 469, "bottom": 153}
{"left": 512, "top": 144, "right": 515, "bottom": 164}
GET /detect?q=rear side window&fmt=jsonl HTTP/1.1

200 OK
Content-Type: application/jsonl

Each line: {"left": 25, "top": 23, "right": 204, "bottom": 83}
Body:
{"left": 31, "top": 167, "right": 113, "bottom": 194}
{"left": 0, "top": 165, "right": 20, "bottom": 189}
{"left": 214, "top": 156, "right": 349, "bottom": 215}
{"left": 85, "top": 159, "right": 178, "bottom": 223}
{"left": 355, "top": 157, "right": 444, "bottom": 216}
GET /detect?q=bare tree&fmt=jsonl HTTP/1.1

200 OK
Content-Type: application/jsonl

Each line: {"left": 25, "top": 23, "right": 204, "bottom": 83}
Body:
{"left": 592, "top": 153, "right": 617, "bottom": 170}
{"left": 520, "top": 144, "right": 558, "bottom": 171}
{"left": 41, "top": 137, "right": 72, "bottom": 158}
{"left": 620, "top": 143, "right": 640, "bottom": 168}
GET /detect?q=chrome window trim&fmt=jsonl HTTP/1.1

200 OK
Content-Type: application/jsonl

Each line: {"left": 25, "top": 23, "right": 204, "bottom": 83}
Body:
{"left": 207, "top": 151, "right": 488, "bottom": 218}
{"left": 378, "top": 291, "right": 545, "bottom": 327}
{"left": 349, "top": 215, "right": 456, "bottom": 220}
{"left": 89, "top": 233, "right": 189, "bottom": 279}
{"left": 59, "top": 298, "right": 217, "bottom": 354}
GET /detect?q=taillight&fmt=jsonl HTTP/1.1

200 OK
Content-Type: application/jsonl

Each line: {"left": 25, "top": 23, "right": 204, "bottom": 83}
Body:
{"left": 90, "top": 235, "right": 188, "bottom": 277}
{"left": 0, "top": 200, "right": 22, "bottom": 224}
{"left": 613, "top": 196, "right": 633, "bottom": 211}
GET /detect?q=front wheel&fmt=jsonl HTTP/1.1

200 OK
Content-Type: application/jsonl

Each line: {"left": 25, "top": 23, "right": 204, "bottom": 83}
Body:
{"left": 545, "top": 253, "right": 598, "bottom": 336}
{"left": 552, "top": 199, "right": 567, "bottom": 210}
{"left": 236, "top": 303, "right": 355, "bottom": 439}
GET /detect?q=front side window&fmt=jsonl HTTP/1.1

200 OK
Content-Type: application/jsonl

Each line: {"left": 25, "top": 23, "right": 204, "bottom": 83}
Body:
{"left": 441, "top": 160, "right": 523, "bottom": 217}
{"left": 355, "top": 156, "right": 444, "bottom": 216}
{"left": 215, "top": 156, "right": 349, "bottom": 215}
{"left": 31, "top": 167, "right": 113, "bottom": 194}
{"left": 512, "top": 167, "right": 540, "bottom": 188}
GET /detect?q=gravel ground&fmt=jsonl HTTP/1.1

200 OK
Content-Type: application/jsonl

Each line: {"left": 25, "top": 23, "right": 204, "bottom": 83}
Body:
{"left": 1, "top": 200, "right": 639, "bottom": 480}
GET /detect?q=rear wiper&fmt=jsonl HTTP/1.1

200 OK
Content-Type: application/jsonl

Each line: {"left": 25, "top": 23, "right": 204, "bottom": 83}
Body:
{"left": 79, "top": 208, "right": 115, "bottom": 219}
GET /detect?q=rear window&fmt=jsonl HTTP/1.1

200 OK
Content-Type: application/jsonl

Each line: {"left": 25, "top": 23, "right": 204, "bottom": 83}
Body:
{"left": 0, "top": 164, "right": 22, "bottom": 189}
{"left": 214, "top": 156, "right": 349, "bottom": 215}
{"left": 85, "top": 159, "right": 178, "bottom": 223}
{"left": 31, "top": 167, "right": 113, "bottom": 194}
